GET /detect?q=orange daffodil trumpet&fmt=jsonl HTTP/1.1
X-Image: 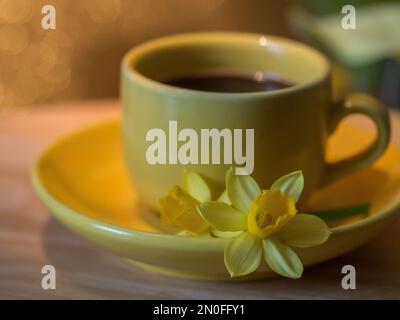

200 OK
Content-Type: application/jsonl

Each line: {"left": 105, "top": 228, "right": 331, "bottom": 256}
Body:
{"left": 197, "top": 168, "right": 331, "bottom": 279}
{"left": 159, "top": 168, "right": 331, "bottom": 279}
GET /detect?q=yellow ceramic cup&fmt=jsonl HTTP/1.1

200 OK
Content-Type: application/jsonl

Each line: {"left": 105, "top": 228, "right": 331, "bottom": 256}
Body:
{"left": 121, "top": 32, "right": 390, "bottom": 207}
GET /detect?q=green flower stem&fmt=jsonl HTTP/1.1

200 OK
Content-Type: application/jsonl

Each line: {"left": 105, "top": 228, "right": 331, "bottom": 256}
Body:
{"left": 309, "top": 203, "right": 370, "bottom": 221}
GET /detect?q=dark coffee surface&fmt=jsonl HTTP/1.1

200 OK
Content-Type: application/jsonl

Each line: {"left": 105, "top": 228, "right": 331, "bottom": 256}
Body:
{"left": 163, "top": 72, "right": 293, "bottom": 93}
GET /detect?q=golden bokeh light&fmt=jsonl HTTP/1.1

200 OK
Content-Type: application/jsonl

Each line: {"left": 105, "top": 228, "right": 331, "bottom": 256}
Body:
{"left": 0, "top": 25, "right": 29, "bottom": 55}
{"left": 84, "top": 0, "right": 121, "bottom": 24}
{"left": 0, "top": 0, "right": 289, "bottom": 108}
{"left": 46, "top": 62, "right": 71, "bottom": 90}
{"left": 32, "top": 40, "right": 59, "bottom": 76}
{"left": 0, "top": 82, "right": 4, "bottom": 105}
{"left": 0, "top": 0, "right": 32, "bottom": 24}
{"left": 0, "top": 84, "right": 15, "bottom": 107}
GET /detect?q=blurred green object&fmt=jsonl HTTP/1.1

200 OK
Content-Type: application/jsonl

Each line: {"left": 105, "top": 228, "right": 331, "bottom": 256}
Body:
{"left": 310, "top": 203, "right": 370, "bottom": 221}
{"left": 289, "top": 1, "right": 400, "bottom": 107}
{"left": 301, "top": 0, "right": 399, "bottom": 16}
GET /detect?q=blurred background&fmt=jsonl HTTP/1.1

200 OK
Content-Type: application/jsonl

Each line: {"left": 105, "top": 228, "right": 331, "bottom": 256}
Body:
{"left": 0, "top": 0, "right": 399, "bottom": 109}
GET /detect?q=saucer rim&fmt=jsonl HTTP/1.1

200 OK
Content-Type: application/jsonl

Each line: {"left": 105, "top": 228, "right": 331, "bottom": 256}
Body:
{"left": 31, "top": 118, "right": 400, "bottom": 242}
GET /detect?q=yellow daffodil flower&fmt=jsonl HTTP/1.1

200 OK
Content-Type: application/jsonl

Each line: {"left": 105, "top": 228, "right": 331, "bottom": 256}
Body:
{"left": 160, "top": 169, "right": 232, "bottom": 235}
{"left": 197, "top": 168, "right": 331, "bottom": 279}
{"left": 159, "top": 169, "right": 211, "bottom": 234}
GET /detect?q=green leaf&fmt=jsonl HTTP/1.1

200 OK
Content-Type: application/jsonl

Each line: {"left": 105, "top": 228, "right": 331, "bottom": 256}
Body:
{"left": 309, "top": 203, "right": 370, "bottom": 221}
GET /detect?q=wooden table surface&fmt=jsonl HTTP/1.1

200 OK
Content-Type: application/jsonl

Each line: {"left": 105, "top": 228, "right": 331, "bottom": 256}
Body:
{"left": 1, "top": 100, "right": 400, "bottom": 299}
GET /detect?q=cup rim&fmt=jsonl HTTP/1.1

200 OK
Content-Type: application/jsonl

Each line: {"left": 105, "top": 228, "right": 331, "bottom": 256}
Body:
{"left": 121, "top": 32, "right": 331, "bottom": 98}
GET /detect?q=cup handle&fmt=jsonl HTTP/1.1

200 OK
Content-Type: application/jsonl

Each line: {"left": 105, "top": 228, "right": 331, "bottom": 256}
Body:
{"left": 320, "top": 93, "right": 391, "bottom": 186}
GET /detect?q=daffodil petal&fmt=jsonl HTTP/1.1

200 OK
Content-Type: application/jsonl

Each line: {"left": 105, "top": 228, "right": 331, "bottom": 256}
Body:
{"left": 226, "top": 167, "right": 261, "bottom": 213}
{"left": 278, "top": 214, "right": 331, "bottom": 248}
{"left": 210, "top": 228, "right": 243, "bottom": 238}
{"left": 224, "top": 232, "right": 262, "bottom": 277}
{"left": 159, "top": 186, "right": 209, "bottom": 234}
{"left": 263, "top": 238, "right": 303, "bottom": 279}
{"left": 183, "top": 169, "right": 211, "bottom": 202}
{"left": 217, "top": 190, "right": 231, "bottom": 205}
{"left": 177, "top": 230, "right": 211, "bottom": 237}
{"left": 197, "top": 201, "right": 247, "bottom": 232}
{"left": 270, "top": 171, "right": 304, "bottom": 203}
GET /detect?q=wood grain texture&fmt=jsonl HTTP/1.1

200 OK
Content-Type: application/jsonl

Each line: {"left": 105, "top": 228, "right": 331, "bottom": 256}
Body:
{"left": 0, "top": 100, "right": 400, "bottom": 299}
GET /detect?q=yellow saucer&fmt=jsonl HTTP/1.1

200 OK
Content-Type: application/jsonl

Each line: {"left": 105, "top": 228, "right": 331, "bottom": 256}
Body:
{"left": 32, "top": 119, "right": 400, "bottom": 280}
